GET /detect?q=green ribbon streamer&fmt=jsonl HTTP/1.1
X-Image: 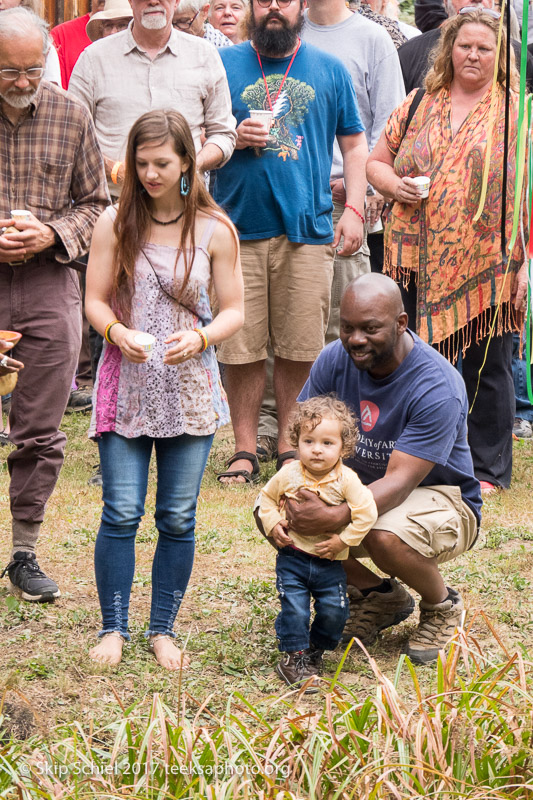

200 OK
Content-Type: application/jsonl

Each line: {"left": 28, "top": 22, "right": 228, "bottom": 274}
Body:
{"left": 527, "top": 96, "right": 533, "bottom": 404}
{"left": 508, "top": 0, "right": 530, "bottom": 252}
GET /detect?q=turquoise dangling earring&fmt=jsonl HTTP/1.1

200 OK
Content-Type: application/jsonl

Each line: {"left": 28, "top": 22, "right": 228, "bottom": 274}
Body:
{"left": 180, "top": 173, "right": 190, "bottom": 197}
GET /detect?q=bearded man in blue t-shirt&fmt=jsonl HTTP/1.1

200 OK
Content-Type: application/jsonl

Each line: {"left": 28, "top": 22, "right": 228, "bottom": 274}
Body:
{"left": 286, "top": 273, "right": 482, "bottom": 665}
{"left": 213, "top": 0, "right": 369, "bottom": 485}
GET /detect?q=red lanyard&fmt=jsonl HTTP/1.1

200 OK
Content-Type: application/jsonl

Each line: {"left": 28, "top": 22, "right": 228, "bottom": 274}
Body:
{"left": 255, "top": 38, "right": 301, "bottom": 113}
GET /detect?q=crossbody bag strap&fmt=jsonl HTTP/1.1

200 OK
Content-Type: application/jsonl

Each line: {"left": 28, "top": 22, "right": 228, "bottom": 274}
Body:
{"left": 404, "top": 86, "right": 426, "bottom": 141}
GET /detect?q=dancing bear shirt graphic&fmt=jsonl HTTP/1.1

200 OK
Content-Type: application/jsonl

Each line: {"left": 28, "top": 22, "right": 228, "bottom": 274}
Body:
{"left": 241, "top": 75, "right": 315, "bottom": 161}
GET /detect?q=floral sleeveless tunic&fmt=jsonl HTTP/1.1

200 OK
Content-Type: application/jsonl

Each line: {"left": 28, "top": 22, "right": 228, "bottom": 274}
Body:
{"left": 89, "top": 209, "right": 229, "bottom": 439}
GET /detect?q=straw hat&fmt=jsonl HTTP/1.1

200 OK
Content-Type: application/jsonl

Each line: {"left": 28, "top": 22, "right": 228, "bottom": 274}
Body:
{"left": 86, "top": 0, "right": 133, "bottom": 41}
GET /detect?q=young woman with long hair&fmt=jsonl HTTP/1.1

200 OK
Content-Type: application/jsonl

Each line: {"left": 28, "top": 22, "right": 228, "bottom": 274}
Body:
{"left": 85, "top": 109, "right": 243, "bottom": 669}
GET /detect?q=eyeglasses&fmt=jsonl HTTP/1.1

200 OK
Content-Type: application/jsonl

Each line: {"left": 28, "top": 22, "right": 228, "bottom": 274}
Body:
{"left": 172, "top": 9, "right": 200, "bottom": 29}
{"left": 256, "top": 0, "right": 294, "bottom": 8}
{"left": 458, "top": 6, "right": 501, "bottom": 17}
{"left": 0, "top": 67, "right": 44, "bottom": 82}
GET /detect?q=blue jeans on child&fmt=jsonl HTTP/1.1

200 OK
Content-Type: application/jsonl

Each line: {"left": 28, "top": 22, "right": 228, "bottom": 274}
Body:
{"left": 95, "top": 431, "right": 214, "bottom": 640}
{"left": 275, "top": 547, "right": 349, "bottom": 652}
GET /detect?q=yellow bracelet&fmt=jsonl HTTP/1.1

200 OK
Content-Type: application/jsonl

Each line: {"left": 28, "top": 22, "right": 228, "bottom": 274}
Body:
{"left": 104, "top": 319, "right": 122, "bottom": 344}
{"left": 111, "top": 161, "right": 123, "bottom": 185}
{"left": 193, "top": 328, "right": 208, "bottom": 352}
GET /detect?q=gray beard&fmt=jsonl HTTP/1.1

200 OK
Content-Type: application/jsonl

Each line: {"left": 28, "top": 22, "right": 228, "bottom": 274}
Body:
{"left": 0, "top": 88, "right": 37, "bottom": 109}
{"left": 141, "top": 10, "right": 167, "bottom": 29}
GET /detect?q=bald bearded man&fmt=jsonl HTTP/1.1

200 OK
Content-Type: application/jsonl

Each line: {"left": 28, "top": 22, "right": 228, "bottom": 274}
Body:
{"left": 285, "top": 274, "right": 482, "bottom": 665}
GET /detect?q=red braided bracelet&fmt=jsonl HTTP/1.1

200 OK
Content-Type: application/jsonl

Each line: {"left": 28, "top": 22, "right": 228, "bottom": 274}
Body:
{"left": 344, "top": 204, "right": 365, "bottom": 224}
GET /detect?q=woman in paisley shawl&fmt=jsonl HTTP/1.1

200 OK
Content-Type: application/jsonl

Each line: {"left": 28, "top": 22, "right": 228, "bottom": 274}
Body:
{"left": 85, "top": 111, "right": 243, "bottom": 669}
{"left": 367, "top": 8, "right": 528, "bottom": 494}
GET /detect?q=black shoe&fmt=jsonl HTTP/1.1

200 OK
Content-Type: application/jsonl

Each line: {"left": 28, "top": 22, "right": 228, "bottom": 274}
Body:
{"left": 1, "top": 551, "right": 60, "bottom": 602}
{"left": 276, "top": 650, "right": 320, "bottom": 694}
{"left": 65, "top": 386, "right": 93, "bottom": 414}
{"left": 88, "top": 463, "right": 102, "bottom": 487}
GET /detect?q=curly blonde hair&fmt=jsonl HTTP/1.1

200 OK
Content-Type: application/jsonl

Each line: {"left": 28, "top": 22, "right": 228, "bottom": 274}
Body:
{"left": 288, "top": 396, "right": 358, "bottom": 459}
{"left": 425, "top": 8, "right": 519, "bottom": 94}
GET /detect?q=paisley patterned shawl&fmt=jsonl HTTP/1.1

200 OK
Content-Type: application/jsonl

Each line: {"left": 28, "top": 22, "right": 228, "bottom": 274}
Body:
{"left": 383, "top": 86, "right": 524, "bottom": 359}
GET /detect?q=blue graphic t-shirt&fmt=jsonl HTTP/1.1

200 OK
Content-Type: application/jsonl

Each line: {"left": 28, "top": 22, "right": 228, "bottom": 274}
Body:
{"left": 299, "top": 332, "right": 482, "bottom": 522}
{"left": 212, "top": 41, "right": 364, "bottom": 244}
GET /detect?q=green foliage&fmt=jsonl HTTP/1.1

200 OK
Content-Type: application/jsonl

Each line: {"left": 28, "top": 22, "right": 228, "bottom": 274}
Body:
{"left": 483, "top": 524, "right": 533, "bottom": 549}
{"left": 2, "top": 621, "right": 532, "bottom": 800}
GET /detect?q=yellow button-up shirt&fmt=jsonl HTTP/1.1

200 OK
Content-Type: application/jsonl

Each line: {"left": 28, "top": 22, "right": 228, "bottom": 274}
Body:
{"left": 259, "top": 459, "right": 378, "bottom": 560}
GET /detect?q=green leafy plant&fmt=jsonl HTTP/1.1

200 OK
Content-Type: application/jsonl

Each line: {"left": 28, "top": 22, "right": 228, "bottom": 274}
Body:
{"left": 2, "top": 614, "right": 532, "bottom": 800}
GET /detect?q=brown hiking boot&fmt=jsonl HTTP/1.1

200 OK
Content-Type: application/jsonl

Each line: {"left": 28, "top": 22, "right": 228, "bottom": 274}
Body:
{"left": 306, "top": 644, "right": 324, "bottom": 675}
{"left": 276, "top": 650, "right": 320, "bottom": 694}
{"left": 256, "top": 435, "right": 278, "bottom": 462}
{"left": 405, "top": 587, "right": 464, "bottom": 665}
{"left": 342, "top": 578, "right": 415, "bottom": 646}
{"left": 65, "top": 386, "right": 93, "bottom": 413}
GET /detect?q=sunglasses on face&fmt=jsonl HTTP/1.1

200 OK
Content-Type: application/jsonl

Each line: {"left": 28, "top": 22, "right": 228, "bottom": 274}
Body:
{"left": 256, "top": 0, "right": 295, "bottom": 8}
{"left": 458, "top": 6, "right": 501, "bottom": 17}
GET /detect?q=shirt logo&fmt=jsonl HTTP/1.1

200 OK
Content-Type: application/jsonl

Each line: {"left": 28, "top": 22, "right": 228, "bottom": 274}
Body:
{"left": 242, "top": 76, "right": 315, "bottom": 162}
{"left": 360, "top": 401, "right": 379, "bottom": 432}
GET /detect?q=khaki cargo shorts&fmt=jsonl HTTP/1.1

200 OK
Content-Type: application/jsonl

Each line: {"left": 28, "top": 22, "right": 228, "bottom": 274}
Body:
{"left": 217, "top": 235, "right": 334, "bottom": 365}
{"left": 349, "top": 485, "right": 479, "bottom": 564}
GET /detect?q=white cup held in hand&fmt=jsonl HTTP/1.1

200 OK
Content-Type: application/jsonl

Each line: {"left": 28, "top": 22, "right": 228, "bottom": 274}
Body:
{"left": 134, "top": 332, "right": 156, "bottom": 360}
{"left": 412, "top": 176, "right": 430, "bottom": 199}
{"left": 249, "top": 110, "right": 273, "bottom": 136}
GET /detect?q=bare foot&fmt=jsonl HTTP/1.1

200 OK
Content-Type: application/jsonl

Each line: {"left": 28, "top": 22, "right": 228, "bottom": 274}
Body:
{"left": 218, "top": 457, "right": 256, "bottom": 485}
{"left": 89, "top": 632, "right": 124, "bottom": 666}
{"left": 150, "top": 635, "right": 191, "bottom": 670}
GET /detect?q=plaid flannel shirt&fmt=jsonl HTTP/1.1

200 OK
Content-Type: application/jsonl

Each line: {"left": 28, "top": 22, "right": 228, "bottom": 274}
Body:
{"left": 0, "top": 80, "right": 109, "bottom": 262}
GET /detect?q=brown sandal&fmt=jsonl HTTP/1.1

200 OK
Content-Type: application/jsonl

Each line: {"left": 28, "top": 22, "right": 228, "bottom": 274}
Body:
{"left": 217, "top": 450, "right": 260, "bottom": 485}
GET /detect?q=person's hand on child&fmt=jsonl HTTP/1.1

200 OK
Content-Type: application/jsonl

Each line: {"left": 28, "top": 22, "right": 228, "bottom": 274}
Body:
{"left": 271, "top": 519, "right": 292, "bottom": 549}
{"left": 315, "top": 534, "right": 346, "bottom": 560}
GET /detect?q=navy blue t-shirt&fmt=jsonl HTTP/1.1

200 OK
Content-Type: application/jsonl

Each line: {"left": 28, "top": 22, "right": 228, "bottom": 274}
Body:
{"left": 299, "top": 332, "right": 482, "bottom": 522}
{"left": 212, "top": 41, "right": 364, "bottom": 244}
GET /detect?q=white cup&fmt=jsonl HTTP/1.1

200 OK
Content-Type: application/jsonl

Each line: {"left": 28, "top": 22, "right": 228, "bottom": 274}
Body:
{"left": 412, "top": 176, "right": 430, "bottom": 199}
{"left": 10, "top": 209, "right": 32, "bottom": 222}
{"left": 249, "top": 109, "right": 273, "bottom": 136}
{"left": 134, "top": 332, "right": 156, "bottom": 359}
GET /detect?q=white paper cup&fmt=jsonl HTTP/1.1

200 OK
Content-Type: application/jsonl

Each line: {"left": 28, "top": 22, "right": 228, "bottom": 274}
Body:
{"left": 249, "top": 110, "right": 273, "bottom": 135}
{"left": 134, "top": 332, "right": 156, "bottom": 359}
{"left": 412, "top": 176, "right": 430, "bottom": 199}
{"left": 10, "top": 209, "right": 32, "bottom": 222}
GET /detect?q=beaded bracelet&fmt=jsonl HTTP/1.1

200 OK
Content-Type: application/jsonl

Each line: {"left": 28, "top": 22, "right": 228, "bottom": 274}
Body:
{"left": 344, "top": 203, "right": 365, "bottom": 224}
{"left": 193, "top": 328, "right": 209, "bottom": 352}
{"left": 104, "top": 319, "right": 122, "bottom": 345}
{"left": 111, "top": 161, "right": 123, "bottom": 185}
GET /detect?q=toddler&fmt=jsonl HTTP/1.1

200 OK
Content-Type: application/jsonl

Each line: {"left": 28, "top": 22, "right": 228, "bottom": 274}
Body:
{"left": 259, "top": 396, "right": 378, "bottom": 692}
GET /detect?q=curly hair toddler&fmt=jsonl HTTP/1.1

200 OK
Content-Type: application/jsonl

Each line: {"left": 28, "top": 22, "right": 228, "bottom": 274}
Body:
{"left": 258, "top": 396, "right": 377, "bottom": 693}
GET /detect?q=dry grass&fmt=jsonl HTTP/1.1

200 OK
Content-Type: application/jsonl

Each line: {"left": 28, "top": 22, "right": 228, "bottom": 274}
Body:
{"left": 0, "top": 415, "right": 532, "bottom": 748}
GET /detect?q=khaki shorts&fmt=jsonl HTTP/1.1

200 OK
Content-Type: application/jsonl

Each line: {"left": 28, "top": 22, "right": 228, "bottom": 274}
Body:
{"left": 217, "top": 235, "right": 334, "bottom": 365}
{"left": 349, "top": 486, "right": 479, "bottom": 564}
{"left": 326, "top": 201, "right": 370, "bottom": 344}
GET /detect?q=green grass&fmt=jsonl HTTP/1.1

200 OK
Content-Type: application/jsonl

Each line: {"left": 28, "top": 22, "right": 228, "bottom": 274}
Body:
{"left": 1, "top": 624, "right": 532, "bottom": 799}
{"left": 0, "top": 416, "right": 532, "bottom": 797}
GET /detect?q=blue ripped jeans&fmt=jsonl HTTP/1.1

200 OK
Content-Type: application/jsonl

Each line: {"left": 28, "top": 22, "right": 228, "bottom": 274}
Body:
{"left": 95, "top": 431, "right": 213, "bottom": 641}
{"left": 275, "top": 547, "right": 349, "bottom": 652}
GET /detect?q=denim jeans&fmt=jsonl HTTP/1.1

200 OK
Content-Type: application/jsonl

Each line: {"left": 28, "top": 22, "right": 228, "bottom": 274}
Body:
{"left": 275, "top": 547, "right": 349, "bottom": 652}
{"left": 513, "top": 332, "right": 533, "bottom": 422}
{"left": 95, "top": 431, "right": 214, "bottom": 640}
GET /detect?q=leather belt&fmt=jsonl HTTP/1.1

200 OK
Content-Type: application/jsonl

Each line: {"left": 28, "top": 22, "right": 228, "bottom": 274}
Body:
{"left": 1, "top": 251, "right": 52, "bottom": 268}
{"left": 0, "top": 250, "right": 86, "bottom": 271}
{"left": 5, "top": 254, "right": 36, "bottom": 266}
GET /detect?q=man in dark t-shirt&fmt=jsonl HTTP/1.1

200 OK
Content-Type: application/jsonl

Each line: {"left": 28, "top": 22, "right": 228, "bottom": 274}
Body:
{"left": 286, "top": 273, "right": 481, "bottom": 665}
